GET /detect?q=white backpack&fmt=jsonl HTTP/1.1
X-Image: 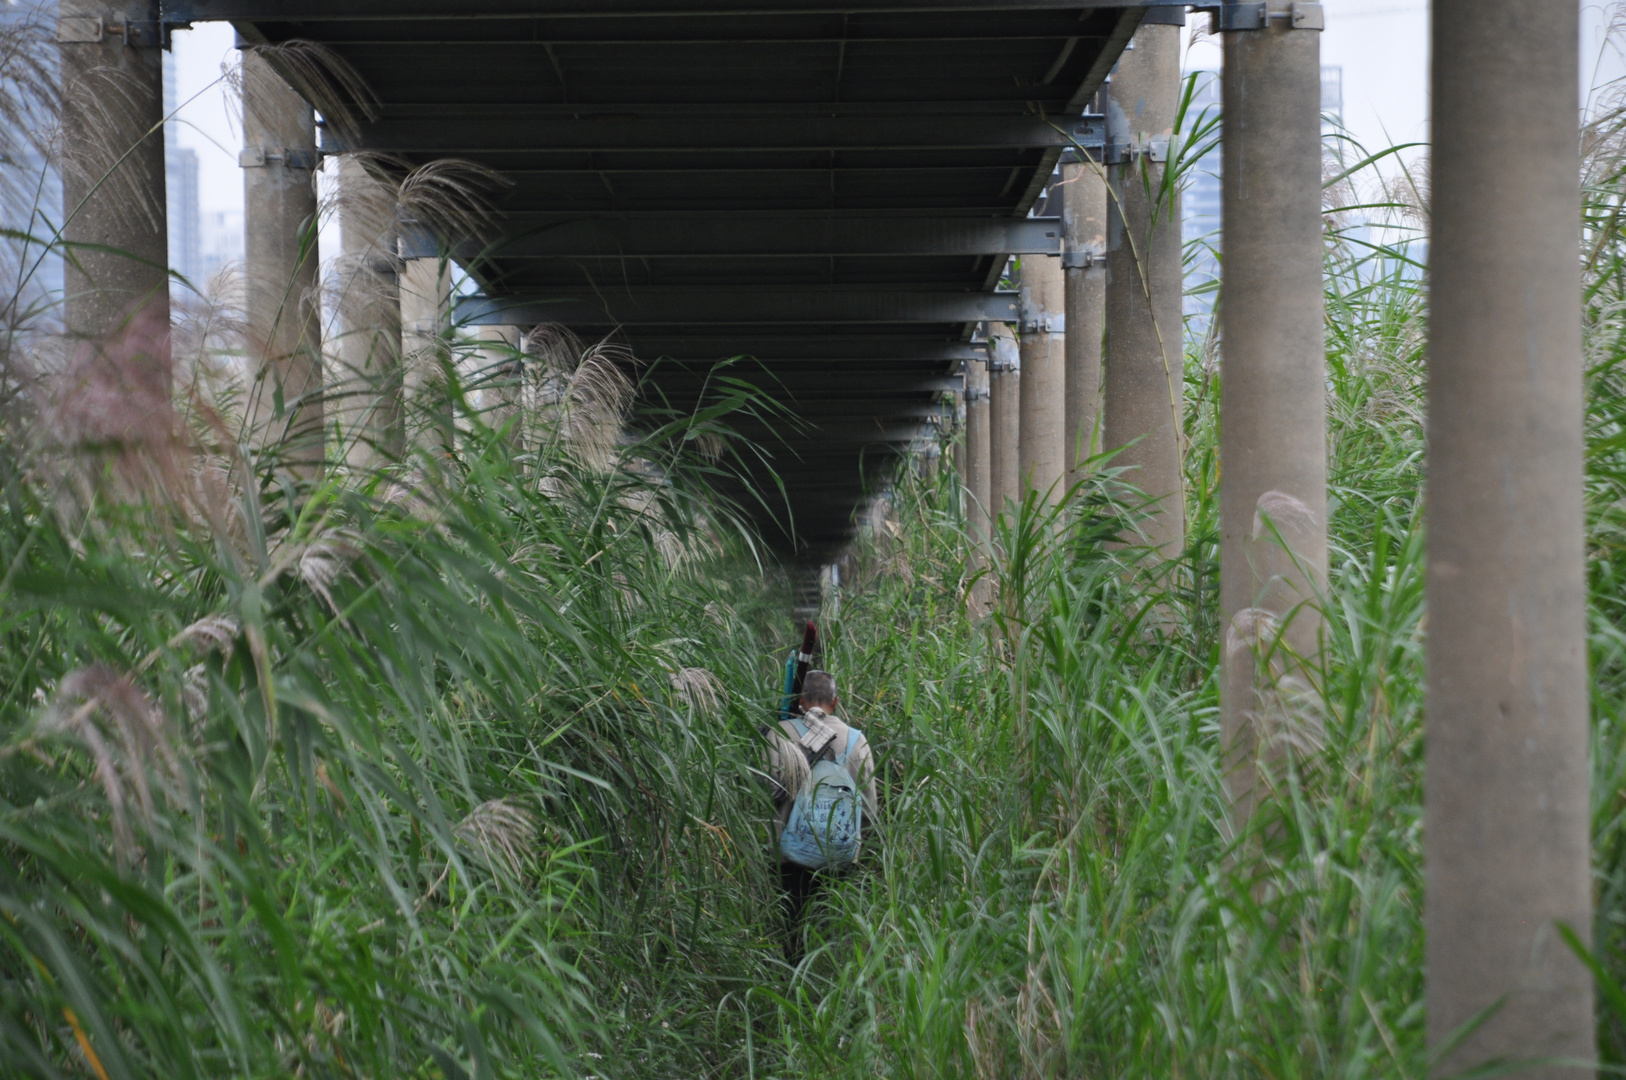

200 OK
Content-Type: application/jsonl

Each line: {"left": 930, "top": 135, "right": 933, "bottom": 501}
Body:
{"left": 778, "top": 717, "right": 864, "bottom": 870}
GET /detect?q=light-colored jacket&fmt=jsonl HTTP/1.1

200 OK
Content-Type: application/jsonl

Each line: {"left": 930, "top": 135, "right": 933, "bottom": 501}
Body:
{"left": 765, "top": 706, "right": 878, "bottom": 845}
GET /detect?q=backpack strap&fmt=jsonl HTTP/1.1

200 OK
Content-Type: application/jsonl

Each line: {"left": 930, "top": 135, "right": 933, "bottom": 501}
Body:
{"left": 833, "top": 727, "right": 862, "bottom": 768}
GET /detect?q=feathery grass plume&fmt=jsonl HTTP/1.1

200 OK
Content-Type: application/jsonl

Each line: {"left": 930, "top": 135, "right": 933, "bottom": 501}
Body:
{"left": 555, "top": 337, "right": 635, "bottom": 471}
{"left": 667, "top": 666, "right": 722, "bottom": 715}
{"left": 171, "top": 613, "right": 240, "bottom": 658}
{"left": 394, "top": 156, "right": 509, "bottom": 244}
{"left": 453, "top": 797, "right": 538, "bottom": 880}
{"left": 171, "top": 265, "right": 247, "bottom": 385}
{"left": 1377, "top": 153, "right": 1430, "bottom": 232}
{"left": 235, "top": 39, "right": 379, "bottom": 144}
{"left": 42, "top": 300, "right": 182, "bottom": 501}
{"left": 296, "top": 529, "right": 362, "bottom": 617}
{"left": 331, "top": 153, "right": 507, "bottom": 257}
{"left": 691, "top": 429, "right": 726, "bottom": 462}
{"left": 40, "top": 665, "right": 186, "bottom": 857}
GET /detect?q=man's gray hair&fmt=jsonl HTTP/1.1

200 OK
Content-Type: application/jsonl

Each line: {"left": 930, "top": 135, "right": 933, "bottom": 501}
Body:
{"left": 802, "top": 669, "right": 838, "bottom": 707}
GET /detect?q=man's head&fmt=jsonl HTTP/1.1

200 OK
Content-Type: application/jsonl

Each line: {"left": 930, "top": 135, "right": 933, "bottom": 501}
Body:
{"left": 801, "top": 670, "right": 838, "bottom": 711}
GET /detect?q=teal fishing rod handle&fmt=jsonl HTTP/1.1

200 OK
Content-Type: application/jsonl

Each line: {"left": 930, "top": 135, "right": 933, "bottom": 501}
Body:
{"left": 779, "top": 650, "right": 797, "bottom": 720}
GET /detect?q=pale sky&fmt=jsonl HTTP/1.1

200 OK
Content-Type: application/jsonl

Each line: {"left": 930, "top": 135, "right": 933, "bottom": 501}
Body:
{"left": 169, "top": 4, "right": 1626, "bottom": 221}
{"left": 169, "top": 21, "right": 240, "bottom": 218}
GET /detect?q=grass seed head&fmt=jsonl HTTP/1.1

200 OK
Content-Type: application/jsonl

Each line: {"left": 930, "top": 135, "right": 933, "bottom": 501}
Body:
{"left": 668, "top": 666, "right": 723, "bottom": 714}
{"left": 43, "top": 665, "right": 186, "bottom": 858}
{"left": 453, "top": 797, "right": 538, "bottom": 879}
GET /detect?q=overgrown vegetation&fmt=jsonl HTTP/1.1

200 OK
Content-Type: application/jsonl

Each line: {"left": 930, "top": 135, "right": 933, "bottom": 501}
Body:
{"left": 2, "top": 11, "right": 1625, "bottom": 1079}
{"left": 760, "top": 92, "right": 1626, "bottom": 1080}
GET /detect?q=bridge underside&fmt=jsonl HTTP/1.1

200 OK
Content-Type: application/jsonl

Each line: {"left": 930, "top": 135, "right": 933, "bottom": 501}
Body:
{"left": 180, "top": 0, "right": 1155, "bottom": 563}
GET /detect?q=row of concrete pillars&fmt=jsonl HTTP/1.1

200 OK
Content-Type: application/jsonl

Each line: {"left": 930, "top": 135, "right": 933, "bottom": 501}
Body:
{"left": 244, "top": 53, "right": 467, "bottom": 473}
{"left": 56, "top": 0, "right": 1596, "bottom": 1070}
{"left": 964, "top": 23, "right": 1186, "bottom": 557}
{"left": 60, "top": 2, "right": 471, "bottom": 476}
{"left": 955, "top": 5, "right": 1595, "bottom": 1071}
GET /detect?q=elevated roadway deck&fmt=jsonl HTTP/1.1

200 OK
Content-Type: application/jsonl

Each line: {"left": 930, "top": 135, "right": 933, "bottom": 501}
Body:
{"left": 167, "top": 0, "right": 1177, "bottom": 560}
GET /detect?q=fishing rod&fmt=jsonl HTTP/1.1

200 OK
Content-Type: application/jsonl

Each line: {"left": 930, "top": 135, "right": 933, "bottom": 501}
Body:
{"left": 778, "top": 620, "right": 818, "bottom": 721}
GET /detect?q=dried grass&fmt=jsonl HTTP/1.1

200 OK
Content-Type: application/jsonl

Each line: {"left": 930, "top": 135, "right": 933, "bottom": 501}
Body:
{"left": 667, "top": 666, "right": 723, "bottom": 714}
{"left": 42, "top": 665, "right": 187, "bottom": 859}
{"left": 453, "top": 797, "right": 538, "bottom": 879}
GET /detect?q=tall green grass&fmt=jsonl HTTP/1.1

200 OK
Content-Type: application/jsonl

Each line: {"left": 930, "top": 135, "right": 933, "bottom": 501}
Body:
{"left": 2, "top": 14, "right": 1624, "bottom": 1079}
{"left": 753, "top": 123, "right": 1626, "bottom": 1080}
{"left": 0, "top": 357, "right": 821, "bottom": 1077}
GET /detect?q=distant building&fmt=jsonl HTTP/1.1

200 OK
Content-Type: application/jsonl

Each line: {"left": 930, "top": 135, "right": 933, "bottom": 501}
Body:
{"left": 0, "top": 1, "right": 63, "bottom": 317}
{"left": 0, "top": 8, "right": 205, "bottom": 318}
{"left": 1181, "top": 65, "right": 1343, "bottom": 328}
{"left": 164, "top": 50, "right": 203, "bottom": 292}
{"left": 200, "top": 208, "right": 245, "bottom": 287}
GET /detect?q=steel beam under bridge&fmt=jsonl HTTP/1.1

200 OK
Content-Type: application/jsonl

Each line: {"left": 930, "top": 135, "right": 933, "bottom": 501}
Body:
{"left": 456, "top": 290, "right": 1018, "bottom": 326}
{"left": 618, "top": 336, "right": 983, "bottom": 362}
{"left": 166, "top": 0, "right": 1185, "bottom": 19}
{"left": 406, "top": 215, "right": 1063, "bottom": 260}
{"left": 324, "top": 108, "right": 1103, "bottom": 156}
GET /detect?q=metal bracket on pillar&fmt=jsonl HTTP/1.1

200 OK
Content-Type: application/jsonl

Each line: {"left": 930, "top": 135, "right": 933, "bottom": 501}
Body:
{"left": 1017, "top": 292, "right": 1065, "bottom": 335}
{"left": 239, "top": 147, "right": 320, "bottom": 170}
{"left": 1103, "top": 134, "right": 1171, "bottom": 166}
{"left": 1193, "top": 1, "right": 1323, "bottom": 32}
{"left": 57, "top": 15, "right": 172, "bottom": 47}
{"left": 986, "top": 335, "right": 1020, "bottom": 373}
{"left": 1061, "top": 246, "right": 1105, "bottom": 272}
{"left": 961, "top": 357, "right": 991, "bottom": 402}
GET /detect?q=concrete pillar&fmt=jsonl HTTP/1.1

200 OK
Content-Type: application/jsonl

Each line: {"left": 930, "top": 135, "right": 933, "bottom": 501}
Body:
{"left": 986, "top": 322, "right": 1021, "bottom": 523}
{"left": 58, "top": 0, "right": 169, "bottom": 357}
{"left": 473, "top": 325, "right": 523, "bottom": 440}
{"left": 1016, "top": 254, "right": 1065, "bottom": 503}
{"left": 950, "top": 387, "right": 967, "bottom": 483}
{"left": 1104, "top": 23, "right": 1185, "bottom": 554}
{"left": 241, "top": 49, "right": 322, "bottom": 474}
{"left": 1427, "top": 0, "right": 1594, "bottom": 1070}
{"left": 1062, "top": 158, "right": 1107, "bottom": 481}
{"left": 337, "top": 156, "right": 402, "bottom": 465}
{"left": 400, "top": 255, "right": 453, "bottom": 448}
{"left": 964, "top": 355, "right": 991, "bottom": 543}
{"left": 1218, "top": 4, "right": 1328, "bottom": 828}
{"left": 964, "top": 353, "right": 993, "bottom": 612}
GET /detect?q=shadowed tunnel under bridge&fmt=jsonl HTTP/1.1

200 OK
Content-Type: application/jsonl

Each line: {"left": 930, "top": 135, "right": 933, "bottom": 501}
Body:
{"left": 54, "top": 0, "right": 1609, "bottom": 1069}
{"left": 164, "top": 0, "right": 1181, "bottom": 564}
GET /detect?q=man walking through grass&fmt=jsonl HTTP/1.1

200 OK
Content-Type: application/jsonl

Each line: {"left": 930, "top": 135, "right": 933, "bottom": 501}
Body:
{"left": 765, "top": 670, "right": 877, "bottom": 961}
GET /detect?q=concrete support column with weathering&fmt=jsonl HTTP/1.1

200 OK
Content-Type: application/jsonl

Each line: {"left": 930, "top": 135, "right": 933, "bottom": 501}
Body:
{"left": 242, "top": 48, "right": 323, "bottom": 473}
{"left": 399, "top": 255, "right": 453, "bottom": 447}
{"left": 1061, "top": 158, "right": 1107, "bottom": 480}
{"left": 964, "top": 352, "right": 992, "bottom": 611}
{"left": 1016, "top": 254, "right": 1065, "bottom": 503}
{"left": 951, "top": 385, "right": 967, "bottom": 483}
{"left": 337, "top": 156, "right": 402, "bottom": 464}
{"left": 1104, "top": 21, "right": 1185, "bottom": 555}
{"left": 964, "top": 353, "right": 991, "bottom": 545}
{"left": 987, "top": 321, "right": 1021, "bottom": 524}
{"left": 1218, "top": 2, "right": 1328, "bottom": 828}
{"left": 474, "top": 325, "right": 523, "bottom": 440}
{"left": 57, "top": 0, "right": 169, "bottom": 356}
{"left": 1426, "top": 0, "right": 1595, "bottom": 1070}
